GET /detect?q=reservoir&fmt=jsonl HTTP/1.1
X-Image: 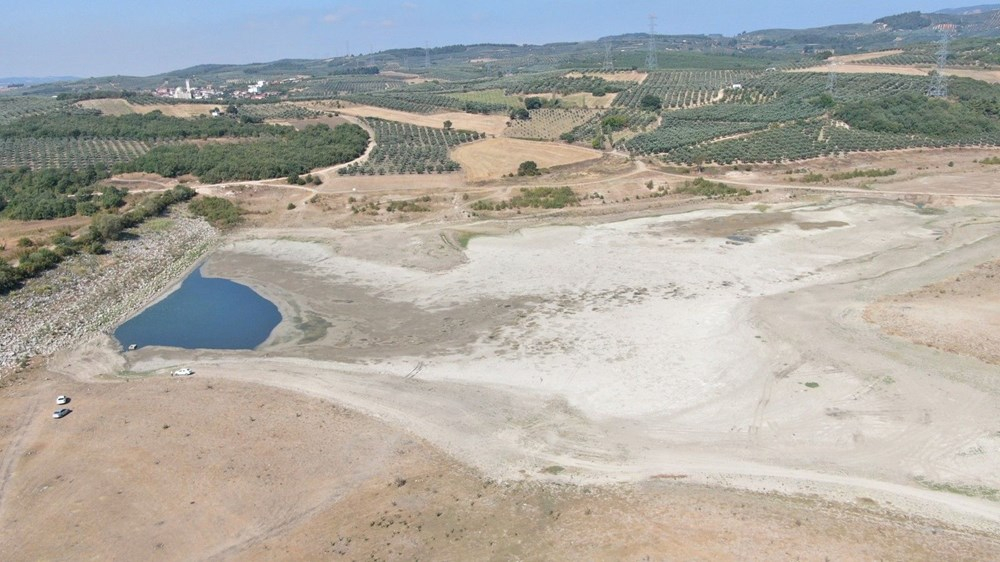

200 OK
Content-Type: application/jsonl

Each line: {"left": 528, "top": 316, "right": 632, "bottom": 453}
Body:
{"left": 114, "top": 267, "right": 281, "bottom": 350}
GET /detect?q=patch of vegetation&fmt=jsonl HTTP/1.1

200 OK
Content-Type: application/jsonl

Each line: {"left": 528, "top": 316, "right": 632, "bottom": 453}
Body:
{"left": 517, "top": 160, "right": 541, "bottom": 176}
{"left": 453, "top": 231, "right": 482, "bottom": 249}
{"left": 835, "top": 93, "right": 1000, "bottom": 139}
{"left": 804, "top": 382, "right": 819, "bottom": 388}
{"left": 472, "top": 186, "right": 579, "bottom": 211}
{"left": 674, "top": 177, "right": 750, "bottom": 198}
{"left": 0, "top": 109, "right": 279, "bottom": 141}
{"left": 511, "top": 186, "right": 578, "bottom": 208}
{"left": 800, "top": 168, "right": 896, "bottom": 183}
{"left": 914, "top": 476, "right": 1000, "bottom": 502}
{"left": 188, "top": 196, "right": 243, "bottom": 228}
{"left": 1, "top": 185, "right": 195, "bottom": 294}
{"left": 979, "top": 156, "right": 1000, "bottom": 165}
{"left": 119, "top": 123, "right": 368, "bottom": 183}
{"left": 540, "top": 465, "right": 565, "bottom": 475}
{"left": 0, "top": 165, "right": 113, "bottom": 220}
{"left": 385, "top": 196, "right": 432, "bottom": 212}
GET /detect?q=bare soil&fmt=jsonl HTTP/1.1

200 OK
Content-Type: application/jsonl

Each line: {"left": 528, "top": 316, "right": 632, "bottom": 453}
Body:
{"left": 866, "top": 259, "right": 1000, "bottom": 366}
{"left": 3, "top": 370, "right": 996, "bottom": 560}
{"left": 451, "top": 137, "right": 604, "bottom": 181}
{"left": 6, "top": 132, "right": 1000, "bottom": 559}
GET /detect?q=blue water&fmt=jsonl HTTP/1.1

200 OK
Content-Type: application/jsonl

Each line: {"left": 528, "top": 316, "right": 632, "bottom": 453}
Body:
{"left": 114, "top": 266, "right": 282, "bottom": 350}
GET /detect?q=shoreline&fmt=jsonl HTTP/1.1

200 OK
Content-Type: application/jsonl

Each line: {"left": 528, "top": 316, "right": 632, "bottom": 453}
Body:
{"left": 0, "top": 210, "right": 221, "bottom": 379}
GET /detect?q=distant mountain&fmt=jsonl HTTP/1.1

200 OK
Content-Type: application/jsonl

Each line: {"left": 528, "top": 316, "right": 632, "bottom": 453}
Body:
{"left": 0, "top": 76, "right": 78, "bottom": 87}
{"left": 936, "top": 4, "right": 1000, "bottom": 15}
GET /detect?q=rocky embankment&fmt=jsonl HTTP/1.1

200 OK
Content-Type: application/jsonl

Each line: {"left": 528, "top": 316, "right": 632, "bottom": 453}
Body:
{"left": 0, "top": 212, "right": 220, "bottom": 378}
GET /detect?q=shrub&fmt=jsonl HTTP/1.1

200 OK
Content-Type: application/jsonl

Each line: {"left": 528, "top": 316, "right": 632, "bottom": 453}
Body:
{"left": 189, "top": 196, "right": 243, "bottom": 228}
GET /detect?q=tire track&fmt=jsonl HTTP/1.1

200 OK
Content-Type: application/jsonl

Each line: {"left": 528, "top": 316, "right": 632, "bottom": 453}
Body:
{"left": 0, "top": 397, "right": 39, "bottom": 519}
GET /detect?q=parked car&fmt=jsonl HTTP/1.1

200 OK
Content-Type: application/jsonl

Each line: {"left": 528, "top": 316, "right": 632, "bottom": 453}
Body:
{"left": 172, "top": 368, "right": 194, "bottom": 376}
{"left": 52, "top": 409, "right": 70, "bottom": 419}
{"left": 56, "top": 395, "right": 69, "bottom": 405}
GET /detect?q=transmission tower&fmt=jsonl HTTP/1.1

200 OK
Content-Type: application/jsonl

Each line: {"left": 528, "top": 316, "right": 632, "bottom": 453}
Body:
{"left": 928, "top": 30, "right": 950, "bottom": 98}
{"left": 603, "top": 43, "right": 615, "bottom": 72}
{"left": 424, "top": 42, "right": 431, "bottom": 68}
{"left": 646, "top": 14, "right": 658, "bottom": 71}
{"left": 826, "top": 60, "right": 837, "bottom": 94}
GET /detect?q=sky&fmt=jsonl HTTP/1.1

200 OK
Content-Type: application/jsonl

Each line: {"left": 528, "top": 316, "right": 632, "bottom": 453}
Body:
{"left": 0, "top": 0, "right": 991, "bottom": 78}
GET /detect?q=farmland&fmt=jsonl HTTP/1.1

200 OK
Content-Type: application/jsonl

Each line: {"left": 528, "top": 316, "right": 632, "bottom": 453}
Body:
{"left": 0, "top": 96, "right": 67, "bottom": 124}
{"left": 444, "top": 89, "right": 525, "bottom": 109}
{"left": 338, "top": 118, "right": 482, "bottom": 175}
{"left": 451, "top": 137, "right": 601, "bottom": 181}
{"left": 0, "top": 138, "right": 150, "bottom": 169}
{"left": 613, "top": 70, "right": 753, "bottom": 110}
{"left": 504, "top": 108, "right": 599, "bottom": 140}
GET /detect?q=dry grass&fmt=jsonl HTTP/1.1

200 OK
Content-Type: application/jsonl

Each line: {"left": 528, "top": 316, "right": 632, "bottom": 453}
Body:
{"left": 76, "top": 99, "right": 216, "bottom": 118}
{"left": 828, "top": 50, "right": 904, "bottom": 64}
{"left": 299, "top": 101, "right": 510, "bottom": 136}
{"left": 451, "top": 138, "right": 603, "bottom": 181}
{"left": 566, "top": 70, "right": 649, "bottom": 83}
{"left": 533, "top": 92, "right": 618, "bottom": 109}
{"left": 0, "top": 216, "right": 91, "bottom": 260}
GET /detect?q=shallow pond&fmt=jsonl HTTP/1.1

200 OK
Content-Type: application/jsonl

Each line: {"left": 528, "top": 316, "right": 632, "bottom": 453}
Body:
{"left": 115, "top": 267, "right": 281, "bottom": 350}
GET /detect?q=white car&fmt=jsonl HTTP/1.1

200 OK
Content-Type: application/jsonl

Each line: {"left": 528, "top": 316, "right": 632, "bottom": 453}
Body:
{"left": 52, "top": 409, "right": 70, "bottom": 419}
{"left": 56, "top": 395, "right": 69, "bottom": 405}
{"left": 172, "top": 368, "right": 194, "bottom": 376}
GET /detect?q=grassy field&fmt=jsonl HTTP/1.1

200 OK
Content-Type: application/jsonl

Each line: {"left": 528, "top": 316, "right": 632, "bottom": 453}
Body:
{"left": 445, "top": 89, "right": 525, "bottom": 109}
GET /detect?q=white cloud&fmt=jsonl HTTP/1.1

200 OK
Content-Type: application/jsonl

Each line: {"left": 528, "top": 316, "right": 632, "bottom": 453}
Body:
{"left": 322, "top": 7, "right": 361, "bottom": 24}
{"left": 401, "top": 2, "right": 418, "bottom": 9}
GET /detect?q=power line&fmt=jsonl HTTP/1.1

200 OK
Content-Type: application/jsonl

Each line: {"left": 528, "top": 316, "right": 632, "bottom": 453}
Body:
{"left": 646, "top": 14, "right": 658, "bottom": 71}
{"left": 603, "top": 42, "right": 615, "bottom": 72}
{"left": 928, "top": 30, "right": 950, "bottom": 98}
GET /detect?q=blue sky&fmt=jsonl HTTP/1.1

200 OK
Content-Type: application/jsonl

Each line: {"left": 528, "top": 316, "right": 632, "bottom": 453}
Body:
{"left": 0, "top": 1, "right": 989, "bottom": 77}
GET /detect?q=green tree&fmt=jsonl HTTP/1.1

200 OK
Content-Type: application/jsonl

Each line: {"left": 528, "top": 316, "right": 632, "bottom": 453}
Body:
{"left": 525, "top": 97, "right": 543, "bottom": 110}
{"left": 90, "top": 212, "right": 128, "bottom": 241}
{"left": 0, "top": 260, "right": 21, "bottom": 294}
{"left": 517, "top": 161, "right": 540, "bottom": 176}
{"left": 640, "top": 95, "right": 662, "bottom": 111}
{"left": 443, "top": 120, "right": 453, "bottom": 130}
{"left": 510, "top": 108, "right": 530, "bottom": 120}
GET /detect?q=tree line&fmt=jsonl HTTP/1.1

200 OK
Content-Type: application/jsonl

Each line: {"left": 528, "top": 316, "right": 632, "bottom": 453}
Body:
{"left": 0, "top": 185, "right": 196, "bottom": 294}
{"left": 0, "top": 110, "right": 283, "bottom": 141}
{"left": 117, "top": 123, "right": 369, "bottom": 183}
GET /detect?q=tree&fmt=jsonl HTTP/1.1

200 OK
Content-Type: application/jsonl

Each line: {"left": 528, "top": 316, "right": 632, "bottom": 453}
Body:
{"left": 525, "top": 97, "right": 543, "bottom": 110}
{"left": 0, "top": 260, "right": 21, "bottom": 294}
{"left": 510, "top": 108, "right": 530, "bottom": 120}
{"left": 640, "top": 94, "right": 662, "bottom": 111}
{"left": 99, "top": 186, "right": 127, "bottom": 209}
{"left": 90, "top": 212, "right": 128, "bottom": 241}
{"left": 443, "top": 120, "right": 453, "bottom": 130}
{"left": 516, "top": 161, "right": 540, "bottom": 176}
